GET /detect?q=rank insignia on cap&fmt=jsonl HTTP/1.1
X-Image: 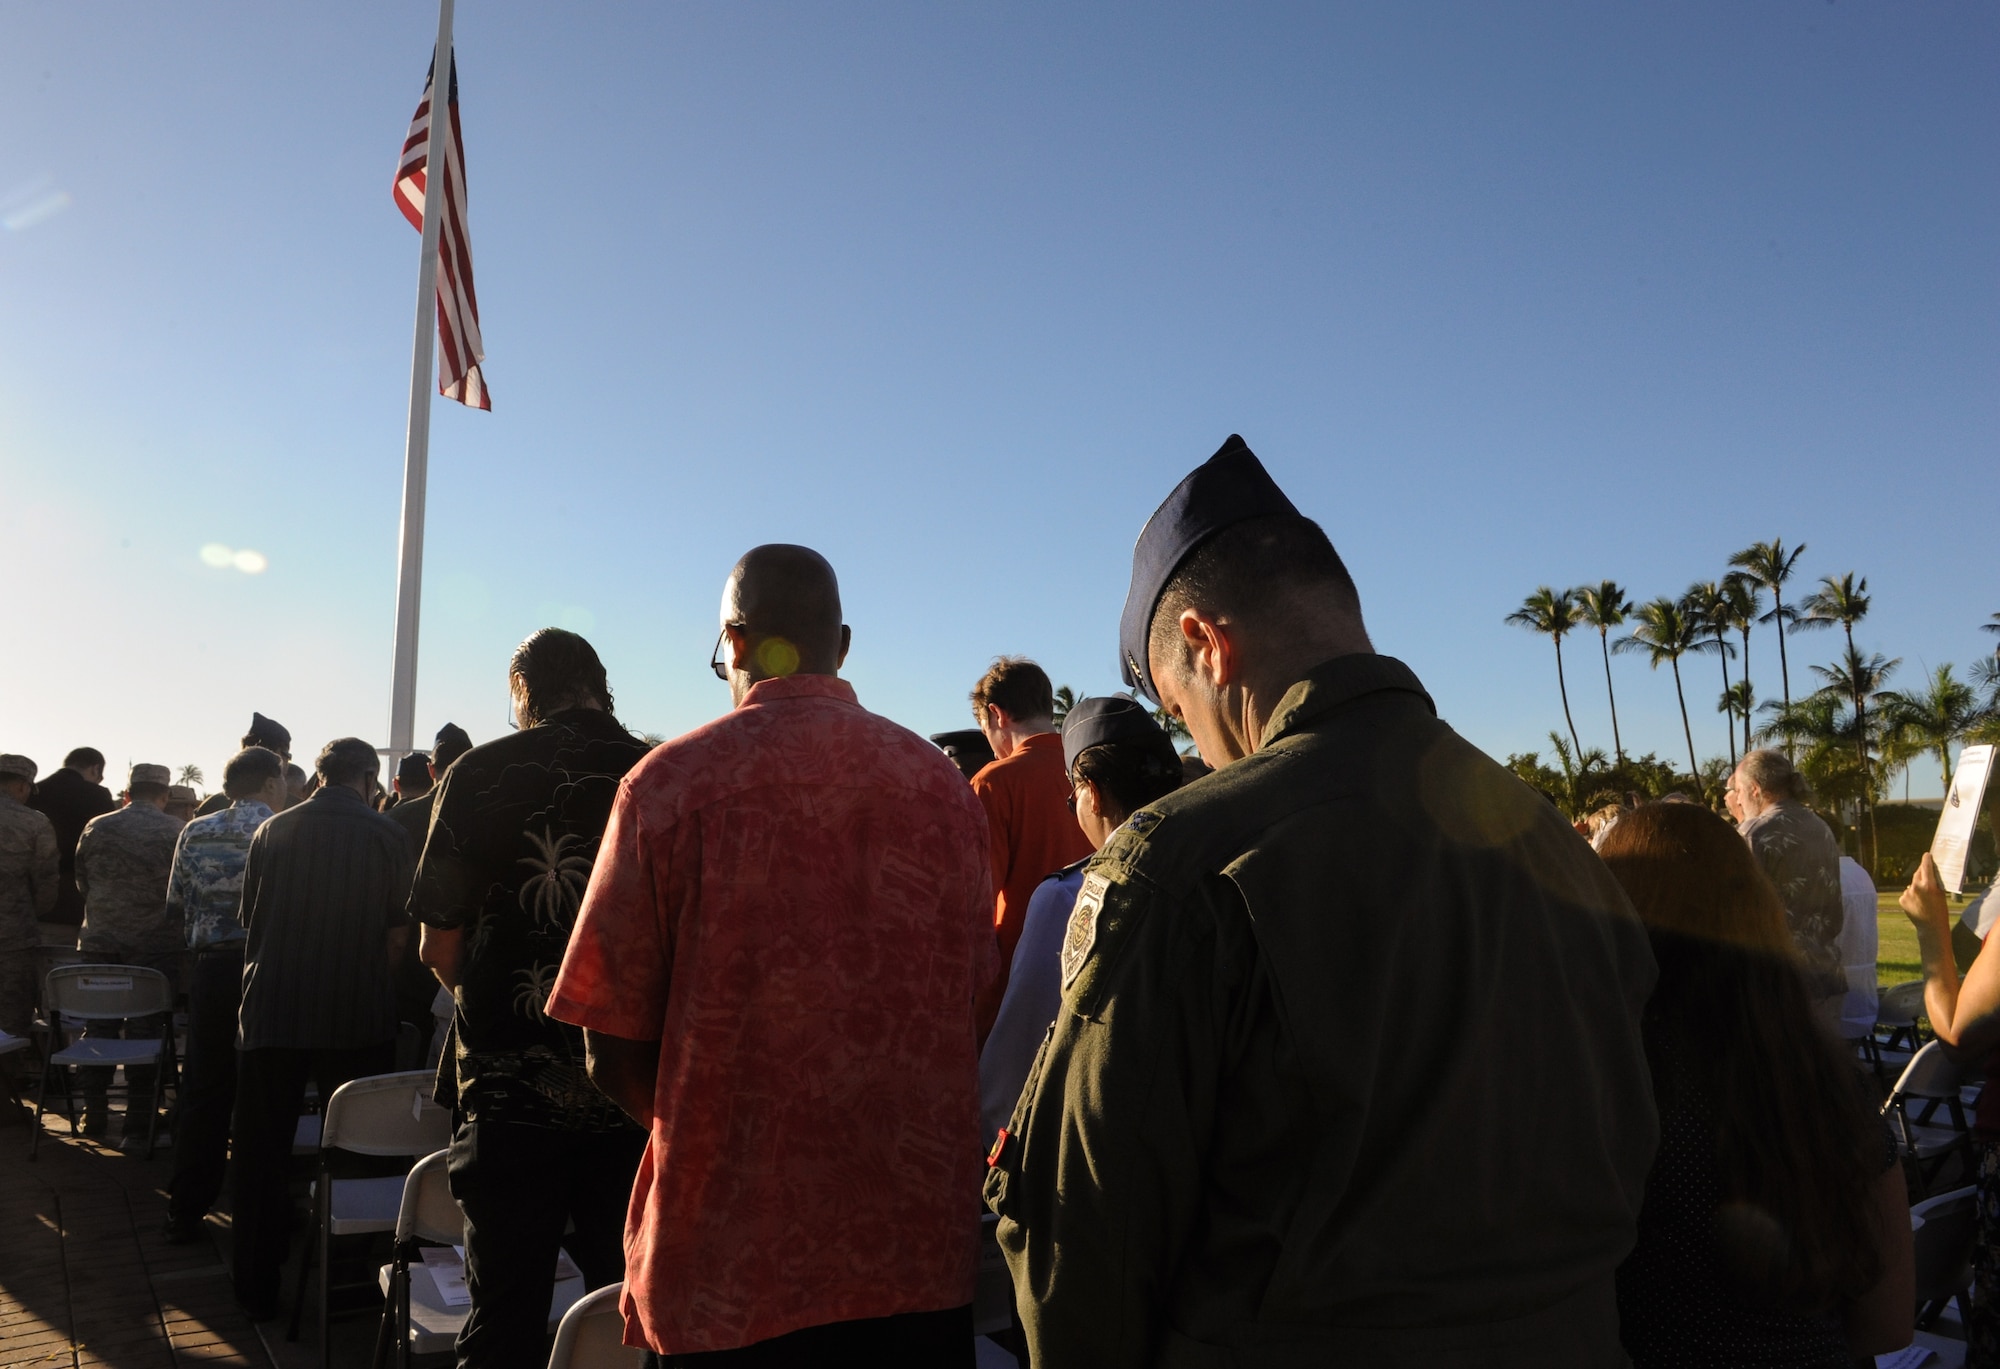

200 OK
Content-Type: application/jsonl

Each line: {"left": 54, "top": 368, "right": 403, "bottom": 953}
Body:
{"left": 1061, "top": 872, "right": 1111, "bottom": 992}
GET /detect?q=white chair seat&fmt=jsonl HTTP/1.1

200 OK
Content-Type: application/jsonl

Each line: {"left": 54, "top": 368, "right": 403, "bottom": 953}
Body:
{"left": 379, "top": 1251, "right": 585, "bottom": 1355}
{"left": 1897, "top": 1329, "right": 1969, "bottom": 1368}
{"left": 1902, "top": 1123, "right": 1972, "bottom": 1160}
{"left": 48, "top": 1038, "right": 163, "bottom": 1067}
{"left": 321, "top": 1175, "right": 405, "bottom": 1235}
{"left": 294, "top": 1114, "right": 322, "bottom": 1154}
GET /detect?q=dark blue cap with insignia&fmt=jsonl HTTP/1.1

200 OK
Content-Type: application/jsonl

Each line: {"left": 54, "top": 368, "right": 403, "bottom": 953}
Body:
{"left": 1061, "top": 695, "right": 1178, "bottom": 775}
{"left": 1118, "top": 434, "right": 1299, "bottom": 702}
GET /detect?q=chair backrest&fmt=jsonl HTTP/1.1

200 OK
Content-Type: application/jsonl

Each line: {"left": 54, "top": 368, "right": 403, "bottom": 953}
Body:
{"left": 548, "top": 1284, "right": 641, "bottom": 1369}
{"left": 1890, "top": 1041, "right": 1970, "bottom": 1104}
{"left": 42, "top": 964, "right": 174, "bottom": 1020}
{"left": 1877, "top": 980, "right": 1926, "bottom": 1026}
{"left": 396, "top": 1149, "right": 464, "bottom": 1246}
{"left": 1911, "top": 1185, "right": 1977, "bottom": 1305}
{"left": 321, "top": 1070, "right": 454, "bottom": 1157}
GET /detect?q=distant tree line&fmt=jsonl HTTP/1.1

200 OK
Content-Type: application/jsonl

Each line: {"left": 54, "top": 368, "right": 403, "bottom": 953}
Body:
{"left": 1506, "top": 538, "right": 2000, "bottom": 875}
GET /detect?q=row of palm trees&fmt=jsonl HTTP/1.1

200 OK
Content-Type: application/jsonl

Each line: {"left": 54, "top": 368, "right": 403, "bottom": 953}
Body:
{"left": 1508, "top": 540, "right": 2000, "bottom": 869}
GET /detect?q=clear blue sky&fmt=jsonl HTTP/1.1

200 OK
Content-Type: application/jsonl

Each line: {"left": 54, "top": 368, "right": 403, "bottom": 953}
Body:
{"left": 2, "top": 3, "right": 1993, "bottom": 794}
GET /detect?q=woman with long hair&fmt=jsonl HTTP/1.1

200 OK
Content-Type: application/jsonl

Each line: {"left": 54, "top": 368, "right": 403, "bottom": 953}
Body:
{"left": 1597, "top": 803, "right": 1911, "bottom": 1365}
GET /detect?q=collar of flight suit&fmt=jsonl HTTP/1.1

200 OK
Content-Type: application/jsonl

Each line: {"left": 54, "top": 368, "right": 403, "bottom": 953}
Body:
{"left": 1258, "top": 652, "right": 1437, "bottom": 752}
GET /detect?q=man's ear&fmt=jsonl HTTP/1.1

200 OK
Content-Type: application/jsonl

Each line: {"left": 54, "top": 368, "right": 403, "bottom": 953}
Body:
{"left": 1176, "top": 609, "right": 1236, "bottom": 689}
{"left": 726, "top": 623, "right": 752, "bottom": 674}
{"left": 837, "top": 625, "right": 852, "bottom": 669}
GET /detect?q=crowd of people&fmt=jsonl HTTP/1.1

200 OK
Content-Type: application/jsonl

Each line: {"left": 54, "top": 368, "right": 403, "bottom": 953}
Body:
{"left": 0, "top": 432, "right": 1994, "bottom": 1368}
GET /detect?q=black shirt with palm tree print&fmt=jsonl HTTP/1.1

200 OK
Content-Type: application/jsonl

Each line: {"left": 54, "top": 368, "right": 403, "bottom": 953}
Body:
{"left": 409, "top": 708, "right": 650, "bottom": 1131}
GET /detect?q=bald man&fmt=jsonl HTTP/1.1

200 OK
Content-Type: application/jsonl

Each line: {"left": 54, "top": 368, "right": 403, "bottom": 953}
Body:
{"left": 549, "top": 545, "right": 997, "bottom": 1366}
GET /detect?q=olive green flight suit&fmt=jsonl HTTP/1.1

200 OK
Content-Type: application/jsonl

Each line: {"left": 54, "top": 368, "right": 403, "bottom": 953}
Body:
{"left": 985, "top": 654, "right": 1657, "bottom": 1368}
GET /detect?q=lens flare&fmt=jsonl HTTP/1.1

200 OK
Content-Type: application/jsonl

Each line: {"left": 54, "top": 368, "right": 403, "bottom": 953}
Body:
{"left": 199, "top": 543, "right": 234, "bottom": 568}
{"left": 232, "top": 549, "right": 268, "bottom": 574}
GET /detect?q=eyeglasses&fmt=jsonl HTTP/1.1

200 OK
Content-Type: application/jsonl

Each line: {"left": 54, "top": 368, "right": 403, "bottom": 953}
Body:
{"left": 710, "top": 625, "right": 745, "bottom": 681}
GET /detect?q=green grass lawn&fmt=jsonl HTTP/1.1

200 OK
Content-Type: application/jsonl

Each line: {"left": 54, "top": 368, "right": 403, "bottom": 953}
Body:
{"left": 1875, "top": 889, "right": 1976, "bottom": 987}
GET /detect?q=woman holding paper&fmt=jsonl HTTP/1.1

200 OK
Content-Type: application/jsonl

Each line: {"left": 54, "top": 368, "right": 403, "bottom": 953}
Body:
{"left": 1903, "top": 840, "right": 2000, "bottom": 1365}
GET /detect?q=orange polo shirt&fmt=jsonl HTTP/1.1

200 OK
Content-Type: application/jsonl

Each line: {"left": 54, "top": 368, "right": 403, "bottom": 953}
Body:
{"left": 970, "top": 731, "right": 1092, "bottom": 1040}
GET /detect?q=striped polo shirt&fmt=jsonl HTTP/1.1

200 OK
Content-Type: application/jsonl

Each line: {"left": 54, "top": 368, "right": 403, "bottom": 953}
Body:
{"left": 238, "top": 784, "right": 413, "bottom": 1051}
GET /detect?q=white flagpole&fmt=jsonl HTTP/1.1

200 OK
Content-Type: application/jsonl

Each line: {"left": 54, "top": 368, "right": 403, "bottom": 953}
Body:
{"left": 388, "top": 0, "right": 457, "bottom": 765}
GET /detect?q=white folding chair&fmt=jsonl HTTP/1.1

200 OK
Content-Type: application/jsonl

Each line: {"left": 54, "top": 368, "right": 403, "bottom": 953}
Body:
{"left": 29, "top": 965, "right": 175, "bottom": 1159}
{"left": 374, "top": 1149, "right": 591, "bottom": 1369}
{"left": 1873, "top": 981, "right": 1929, "bottom": 1078}
{"left": 1910, "top": 1184, "right": 1977, "bottom": 1332}
{"left": 1884, "top": 1042, "right": 1974, "bottom": 1198}
{"left": 286, "top": 1070, "right": 453, "bottom": 1367}
{"left": 546, "top": 1282, "right": 640, "bottom": 1369}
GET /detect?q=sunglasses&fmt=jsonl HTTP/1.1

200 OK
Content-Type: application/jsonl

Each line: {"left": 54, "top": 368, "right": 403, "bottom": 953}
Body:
{"left": 710, "top": 625, "right": 746, "bottom": 682}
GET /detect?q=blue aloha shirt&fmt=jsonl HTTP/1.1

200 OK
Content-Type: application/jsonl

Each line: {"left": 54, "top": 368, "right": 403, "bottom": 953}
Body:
{"left": 167, "top": 799, "right": 274, "bottom": 949}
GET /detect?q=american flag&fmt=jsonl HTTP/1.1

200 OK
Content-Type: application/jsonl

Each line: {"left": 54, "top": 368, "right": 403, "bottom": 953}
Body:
{"left": 394, "top": 50, "right": 490, "bottom": 411}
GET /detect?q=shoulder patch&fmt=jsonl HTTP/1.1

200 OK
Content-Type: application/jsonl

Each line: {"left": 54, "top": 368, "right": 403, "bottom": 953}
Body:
{"left": 1124, "top": 809, "right": 1161, "bottom": 836}
{"left": 1060, "top": 872, "right": 1111, "bottom": 991}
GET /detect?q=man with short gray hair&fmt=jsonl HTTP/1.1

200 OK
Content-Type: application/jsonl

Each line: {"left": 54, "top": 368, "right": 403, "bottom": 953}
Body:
{"left": 1728, "top": 747, "right": 1845, "bottom": 1006}
{"left": 230, "top": 737, "right": 412, "bottom": 1318}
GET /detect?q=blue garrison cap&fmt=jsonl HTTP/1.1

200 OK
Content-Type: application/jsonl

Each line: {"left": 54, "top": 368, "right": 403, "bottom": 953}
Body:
{"left": 1061, "top": 695, "right": 1177, "bottom": 774}
{"left": 1117, "top": 435, "right": 1299, "bottom": 702}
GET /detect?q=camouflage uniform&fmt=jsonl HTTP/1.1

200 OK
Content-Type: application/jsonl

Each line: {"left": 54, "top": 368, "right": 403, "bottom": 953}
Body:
{"left": 74, "top": 799, "right": 184, "bottom": 1131}
{"left": 0, "top": 790, "right": 60, "bottom": 1037}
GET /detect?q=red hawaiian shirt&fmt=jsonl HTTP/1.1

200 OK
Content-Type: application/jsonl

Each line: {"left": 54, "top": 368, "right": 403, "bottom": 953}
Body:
{"left": 546, "top": 673, "right": 997, "bottom": 1354}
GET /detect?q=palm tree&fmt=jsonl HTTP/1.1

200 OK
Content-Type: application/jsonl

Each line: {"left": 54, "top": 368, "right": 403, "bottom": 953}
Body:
{"left": 1052, "top": 685, "right": 1077, "bottom": 728}
{"left": 1682, "top": 582, "right": 1739, "bottom": 770}
{"left": 1719, "top": 679, "right": 1755, "bottom": 752}
{"left": 1971, "top": 654, "right": 2000, "bottom": 746}
{"left": 1572, "top": 581, "right": 1630, "bottom": 763}
{"left": 1615, "top": 597, "right": 1705, "bottom": 798}
{"left": 1719, "top": 574, "right": 1763, "bottom": 757}
{"left": 1507, "top": 586, "right": 1583, "bottom": 761}
{"left": 1984, "top": 612, "right": 2000, "bottom": 639}
{"left": 1543, "top": 732, "right": 1614, "bottom": 819}
{"left": 176, "top": 764, "right": 204, "bottom": 790}
{"left": 1797, "top": 573, "right": 1877, "bottom": 868}
{"left": 1880, "top": 663, "right": 1979, "bottom": 795}
{"left": 1730, "top": 539, "right": 1808, "bottom": 755}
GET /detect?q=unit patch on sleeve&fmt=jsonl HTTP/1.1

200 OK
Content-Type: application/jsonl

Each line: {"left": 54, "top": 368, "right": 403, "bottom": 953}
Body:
{"left": 1060, "top": 871, "right": 1111, "bottom": 992}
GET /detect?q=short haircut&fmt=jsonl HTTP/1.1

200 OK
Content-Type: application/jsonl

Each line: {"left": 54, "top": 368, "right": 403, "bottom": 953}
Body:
{"left": 971, "top": 657, "right": 1055, "bottom": 724}
{"left": 1740, "top": 748, "right": 1809, "bottom": 803}
{"left": 511, "top": 629, "right": 613, "bottom": 721}
{"left": 1071, "top": 739, "right": 1182, "bottom": 819}
{"left": 129, "top": 781, "right": 169, "bottom": 802}
{"left": 64, "top": 747, "right": 105, "bottom": 770}
{"left": 223, "top": 746, "right": 286, "bottom": 798}
{"left": 1148, "top": 514, "right": 1361, "bottom": 684}
{"left": 316, "top": 738, "right": 380, "bottom": 789}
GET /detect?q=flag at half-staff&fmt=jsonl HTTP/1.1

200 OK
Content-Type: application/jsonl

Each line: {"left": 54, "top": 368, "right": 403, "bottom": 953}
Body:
{"left": 394, "top": 49, "right": 490, "bottom": 410}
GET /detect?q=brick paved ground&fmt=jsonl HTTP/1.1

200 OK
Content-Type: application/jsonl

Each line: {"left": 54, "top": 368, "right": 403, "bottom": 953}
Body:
{"left": 0, "top": 1101, "right": 413, "bottom": 1369}
{"left": 0, "top": 1104, "right": 269, "bottom": 1369}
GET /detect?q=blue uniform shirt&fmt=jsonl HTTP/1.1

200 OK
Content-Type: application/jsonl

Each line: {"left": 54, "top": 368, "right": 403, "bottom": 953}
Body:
{"left": 979, "top": 858, "right": 1088, "bottom": 1142}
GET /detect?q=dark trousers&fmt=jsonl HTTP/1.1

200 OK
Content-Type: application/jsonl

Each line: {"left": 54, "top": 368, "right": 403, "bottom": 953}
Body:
{"left": 446, "top": 1118, "right": 646, "bottom": 1369}
{"left": 231, "top": 1040, "right": 396, "bottom": 1308}
{"left": 168, "top": 948, "right": 244, "bottom": 1226}
{"left": 639, "top": 1305, "right": 974, "bottom": 1368}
